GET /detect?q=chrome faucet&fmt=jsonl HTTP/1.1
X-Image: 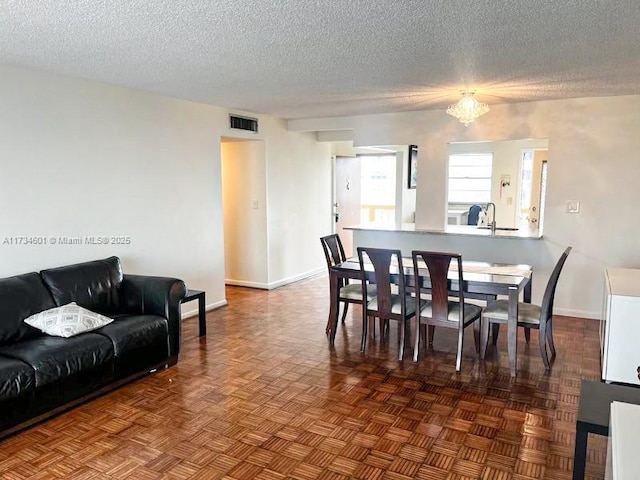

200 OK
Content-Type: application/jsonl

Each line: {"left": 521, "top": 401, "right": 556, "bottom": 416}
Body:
{"left": 486, "top": 202, "right": 496, "bottom": 233}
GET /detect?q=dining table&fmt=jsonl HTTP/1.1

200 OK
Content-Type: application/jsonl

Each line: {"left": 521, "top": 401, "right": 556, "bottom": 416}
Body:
{"left": 327, "top": 257, "right": 533, "bottom": 377}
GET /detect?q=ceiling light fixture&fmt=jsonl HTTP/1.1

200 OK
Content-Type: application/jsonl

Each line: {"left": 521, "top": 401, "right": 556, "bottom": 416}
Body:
{"left": 446, "top": 91, "right": 490, "bottom": 126}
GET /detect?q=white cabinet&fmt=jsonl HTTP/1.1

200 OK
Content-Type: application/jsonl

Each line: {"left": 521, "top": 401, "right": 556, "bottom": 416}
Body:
{"left": 601, "top": 268, "right": 640, "bottom": 385}
{"left": 606, "top": 402, "right": 640, "bottom": 480}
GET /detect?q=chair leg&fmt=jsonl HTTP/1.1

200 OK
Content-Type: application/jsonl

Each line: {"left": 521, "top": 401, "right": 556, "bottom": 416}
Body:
{"left": 480, "top": 317, "right": 489, "bottom": 359}
{"left": 547, "top": 319, "right": 556, "bottom": 358}
{"left": 428, "top": 325, "right": 435, "bottom": 348}
{"left": 491, "top": 324, "right": 500, "bottom": 345}
{"left": 524, "top": 326, "right": 531, "bottom": 343}
{"left": 360, "top": 310, "right": 368, "bottom": 352}
{"left": 455, "top": 325, "right": 464, "bottom": 372}
{"left": 413, "top": 317, "right": 420, "bottom": 362}
{"left": 398, "top": 319, "right": 406, "bottom": 361}
{"left": 538, "top": 322, "right": 550, "bottom": 370}
{"left": 473, "top": 319, "right": 480, "bottom": 355}
{"left": 369, "top": 316, "right": 376, "bottom": 340}
{"left": 341, "top": 302, "right": 349, "bottom": 324}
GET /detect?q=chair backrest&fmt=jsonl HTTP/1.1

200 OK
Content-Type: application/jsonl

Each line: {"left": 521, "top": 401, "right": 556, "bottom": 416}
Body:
{"left": 467, "top": 205, "right": 482, "bottom": 225}
{"left": 357, "top": 247, "right": 406, "bottom": 316}
{"left": 540, "top": 246, "right": 572, "bottom": 323}
{"left": 320, "top": 234, "right": 347, "bottom": 271}
{"left": 412, "top": 250, "right": 464, "bottom": 321}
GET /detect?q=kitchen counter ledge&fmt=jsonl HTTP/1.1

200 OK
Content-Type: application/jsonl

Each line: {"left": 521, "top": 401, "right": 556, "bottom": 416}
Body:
{"left": 345, "top": 223, "right": 543, "bottom": 240}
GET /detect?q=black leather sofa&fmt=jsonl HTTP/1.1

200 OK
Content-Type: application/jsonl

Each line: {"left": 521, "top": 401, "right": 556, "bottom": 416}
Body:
{"left": 0, "top": 256, "right": 186, "bottom": 436}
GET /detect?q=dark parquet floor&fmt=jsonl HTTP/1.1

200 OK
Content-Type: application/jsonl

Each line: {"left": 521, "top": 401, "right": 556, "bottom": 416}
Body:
{"left": 0, "top": 275, "right": 606, "bottom": 479}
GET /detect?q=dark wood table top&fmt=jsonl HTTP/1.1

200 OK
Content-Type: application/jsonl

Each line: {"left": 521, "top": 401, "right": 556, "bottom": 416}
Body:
{"left": 183, "top": 289, "right": 205, "bottom": 302}
{"left": 578, "top": 380, "right": 640, "bottom": 432}
{"left": 333, "top": 258, "right": 532, "bottom": 296}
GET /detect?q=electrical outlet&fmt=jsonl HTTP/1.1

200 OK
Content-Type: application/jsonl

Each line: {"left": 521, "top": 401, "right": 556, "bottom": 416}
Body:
{"left": 507, "top": 197, "right": 513, "bottom": 206}
{"left": 251, "top": 200, "right": 259, "bottom": 209}
{"left": 566, "top": 200, "right": 580, "bottom": 213}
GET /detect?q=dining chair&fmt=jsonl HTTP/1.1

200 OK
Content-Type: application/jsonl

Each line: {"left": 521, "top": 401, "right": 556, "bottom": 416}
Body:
{"left": 467, "top": 204, "right": 482, "bottom": 226}
{"left": 320, "top": 234, "right": 375, "bottom": 328}
{"left": 481, "top": 246, "right": 572, "bottom": 369}
{"left": 357, "top": 247, "right": 416, "bottom": 360}
{"left": 411, "top": 250, "right": 482, "bottom": 371}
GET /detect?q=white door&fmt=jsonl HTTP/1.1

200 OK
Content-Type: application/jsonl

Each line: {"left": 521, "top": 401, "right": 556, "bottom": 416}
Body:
{"left": 335, "top": 156, "right": 361, "bottom": 258}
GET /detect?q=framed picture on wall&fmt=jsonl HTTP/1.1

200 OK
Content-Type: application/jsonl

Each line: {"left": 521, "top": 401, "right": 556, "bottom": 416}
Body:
{"left": 408, "top": 145, "right": 418, "bottom": 189}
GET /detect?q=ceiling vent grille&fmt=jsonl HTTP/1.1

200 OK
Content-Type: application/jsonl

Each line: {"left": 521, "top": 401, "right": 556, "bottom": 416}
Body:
{"left": 230, "top": 114, "right": 258, "bottom": 133}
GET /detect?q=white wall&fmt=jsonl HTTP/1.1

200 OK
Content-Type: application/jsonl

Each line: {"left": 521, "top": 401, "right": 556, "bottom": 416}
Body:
{"left": 221, "top": 140, "right": 268, "bottom": 287}
{"left": 263, "top": 117, "right": 332, "bottom": 287}
{"left": 289, "top": 95, "right": 640, "bottom": 318}
{"left": 0, "top": 65, "right": 331, "bottom": 314}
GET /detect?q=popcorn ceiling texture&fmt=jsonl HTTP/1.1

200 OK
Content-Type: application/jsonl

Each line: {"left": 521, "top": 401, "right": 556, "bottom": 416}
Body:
{"left": 1, "top": 0, "right": 640, "bottom": 119}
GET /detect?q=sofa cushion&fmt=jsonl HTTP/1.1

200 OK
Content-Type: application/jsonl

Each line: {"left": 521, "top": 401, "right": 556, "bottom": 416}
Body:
{"left": 0, "top": 273, "right": 53, "bottom": 346}
{"left": 40, "top": 256, "right": 124, "bottom": 314}
{"left": 0, "top": 334, "right": 114, "bottom": 387}
{"left": 94, "top": 314, "right": 168, "bottom": 357}
{"left": 24, "top": 303, "right": 113, "bottom": 338}
{"left": 0, "top": 356, "right": 35, "bottom": 401}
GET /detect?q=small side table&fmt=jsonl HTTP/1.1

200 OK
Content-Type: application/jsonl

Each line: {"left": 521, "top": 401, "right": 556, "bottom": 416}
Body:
{"left": 573, "top": 380, "right": 640, "bottom": 480}
{"left": 182, "top": 289, "right": 206, "bottom": 337}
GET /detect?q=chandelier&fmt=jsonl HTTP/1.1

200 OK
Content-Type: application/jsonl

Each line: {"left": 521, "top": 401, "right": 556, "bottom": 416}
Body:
{"left": 446, "top": 91, "right": 490, "bottom": 126}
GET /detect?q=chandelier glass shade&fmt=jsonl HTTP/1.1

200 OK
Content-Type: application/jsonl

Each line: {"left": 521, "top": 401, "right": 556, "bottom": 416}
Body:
{"left": 446, "top": 92, "right": 490, "bottom": 126}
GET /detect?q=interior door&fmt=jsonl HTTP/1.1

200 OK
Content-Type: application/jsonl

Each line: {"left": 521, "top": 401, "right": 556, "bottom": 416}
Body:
{"left": 335, "top": 156, "right": 361, "bottom": 258}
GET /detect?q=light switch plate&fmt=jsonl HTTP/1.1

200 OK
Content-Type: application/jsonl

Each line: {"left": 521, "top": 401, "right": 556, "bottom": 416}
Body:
{"left": 566, "top": 200, "right": 580, "bottom": 213}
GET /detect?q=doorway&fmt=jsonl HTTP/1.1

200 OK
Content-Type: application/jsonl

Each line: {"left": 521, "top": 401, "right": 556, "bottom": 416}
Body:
{"left": 220, "top": 138, "right": 267, "bottom": 287}
{"left": 518, "top": 149, "right": 548, "bottom": 230}
{"left": 334, "top": 153, "right": 397, "bottom": 257}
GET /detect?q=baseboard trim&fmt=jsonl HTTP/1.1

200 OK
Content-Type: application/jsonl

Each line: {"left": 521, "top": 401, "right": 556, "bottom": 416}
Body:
{"left": 226, "top": 267, "right": 325, "bottom": 291}
{"left": 267, "top": 267, "right": 325, "bottom": 290}
{"left": 554, "top": 307, "right": 599, "bottom": 320}
{"left": 225, "top": 279, "right": 269, "bottom": 289}
{"left": 181, "top": 299, "right": 228, "bottom": 320}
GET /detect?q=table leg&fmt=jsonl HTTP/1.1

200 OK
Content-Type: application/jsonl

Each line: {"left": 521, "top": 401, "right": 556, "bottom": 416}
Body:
{"left": 508, "top": 287, "right": 519, "bottom": 377}
{"left": 328, "top": 271, "right": 340, "bottom": 345}
{"left": 524, "top": 274, "right": 532, "bottom": 303}
{"left": 198, "top": 293, "right": 206, "bottom": 337}
{"left": 480, "top": 294, "right": 492, "bottom": 359}
{"left": 523, "top": 275, "right": 532, "bottom": 343}
{"left": 572, "top": 423, "right": 588, "bottom": 480}
{"left": 480, "top": 316, "right": 488, "bottom": 360}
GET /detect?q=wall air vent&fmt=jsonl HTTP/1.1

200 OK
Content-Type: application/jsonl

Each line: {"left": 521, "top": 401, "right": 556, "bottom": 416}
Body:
{"left": 229, "top": 114, "right": 259, "bottom": 133}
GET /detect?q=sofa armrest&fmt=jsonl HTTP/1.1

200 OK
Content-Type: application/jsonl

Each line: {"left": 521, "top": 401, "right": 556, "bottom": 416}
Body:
{"left": 121, "top": 274, "right": 186, "bottom": 359}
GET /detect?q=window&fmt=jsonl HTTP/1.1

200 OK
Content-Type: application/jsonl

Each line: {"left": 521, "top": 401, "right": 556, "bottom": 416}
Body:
{"left": 448, "top": 153, "right": 493, "bottom": 203}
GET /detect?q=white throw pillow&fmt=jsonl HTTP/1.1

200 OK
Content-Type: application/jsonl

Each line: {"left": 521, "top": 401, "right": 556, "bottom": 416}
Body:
{"left": 24, "top": 302, "right": 113, "bottom": 338}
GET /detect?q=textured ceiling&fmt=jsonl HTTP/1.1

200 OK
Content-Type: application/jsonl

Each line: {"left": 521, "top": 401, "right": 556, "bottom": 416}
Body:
{"left": 2, "top": 1, "right": 640, "bottom": 119}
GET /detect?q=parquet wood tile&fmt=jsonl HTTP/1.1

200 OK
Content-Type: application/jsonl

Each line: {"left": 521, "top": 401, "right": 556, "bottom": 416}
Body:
{"left": 0, "top": 275, "right": 609, "bottom": 479}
